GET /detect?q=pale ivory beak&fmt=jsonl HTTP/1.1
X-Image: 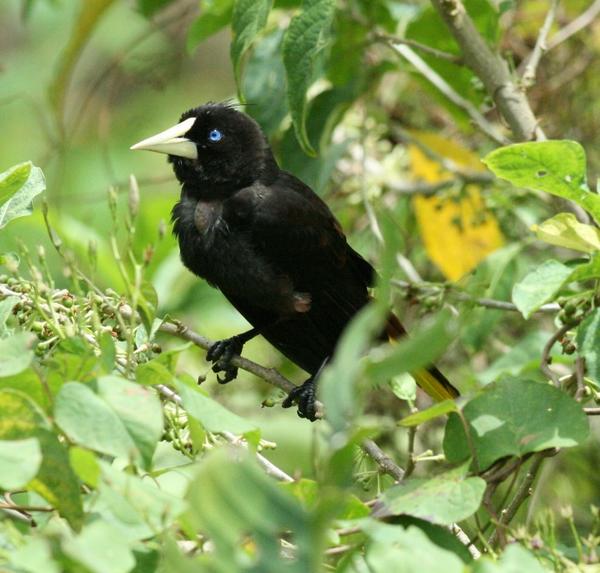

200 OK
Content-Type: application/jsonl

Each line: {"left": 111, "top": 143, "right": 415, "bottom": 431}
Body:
{"left": 130, "top": 117, "right": 198, "bottom": 159}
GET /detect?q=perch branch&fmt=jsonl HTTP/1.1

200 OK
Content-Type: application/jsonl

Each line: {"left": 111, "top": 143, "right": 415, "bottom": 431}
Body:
{"left": 547, "top": 0, "right": 600, "bottom": 50}
{"left": 521, "top": 0, "right": 559, "bottom": 87}
{"left": 429, "top": 0, "right": 545, "bottom": 142}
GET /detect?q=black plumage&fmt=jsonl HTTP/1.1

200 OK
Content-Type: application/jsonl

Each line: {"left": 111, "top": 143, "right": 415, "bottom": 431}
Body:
{"left": 132, "top": 102, "right": 458, "bottom": 420}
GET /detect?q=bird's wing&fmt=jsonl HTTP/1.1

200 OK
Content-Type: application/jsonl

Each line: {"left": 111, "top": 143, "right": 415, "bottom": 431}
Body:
{"left": 228, "top": 170, "right": 374, "bottom": 291}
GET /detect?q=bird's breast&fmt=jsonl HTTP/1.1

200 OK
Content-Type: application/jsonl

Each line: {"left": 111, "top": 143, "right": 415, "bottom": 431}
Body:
{"left": 194, "top": 200, "right": 226, "bottom": 238}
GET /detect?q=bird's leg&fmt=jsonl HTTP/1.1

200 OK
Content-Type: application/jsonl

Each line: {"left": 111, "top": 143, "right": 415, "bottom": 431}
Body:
{"left": 282, "top": 357, "right": 329, "bottom": 421}
{"left": 206, "top": 328, "right": 259, "bottom": 384}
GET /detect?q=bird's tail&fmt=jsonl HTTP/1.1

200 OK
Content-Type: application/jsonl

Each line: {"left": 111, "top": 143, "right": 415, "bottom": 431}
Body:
{"left": 384, "top": 313, "right": 459, "bottom": 401}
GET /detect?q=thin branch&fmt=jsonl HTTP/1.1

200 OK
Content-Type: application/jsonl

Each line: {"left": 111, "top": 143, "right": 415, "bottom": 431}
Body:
{"left": 387, "top": 174, "right": 492, "bottom": 196}
{"left": 488, "top": 454, "right": 546, "bottom": 547}
{"left": 158, "top": 320, "right": 298, "bottom": 395}
{"left": 391, "top": 43, "right": 509, "bottom": 145}
{"left": 547, "top": 0, "right": 600, "bottom": 50}
{"left": 584, "top": 407, "right": 600, "bottom": 415}
{"left": 155, "top": 384, "right": 294, "bottom": 482}
{"left": 430, "top": 0, "right": 545, "bottom": 142}
{"left": 361, "top": 439, "right": 405, "bottom": 481}
{"left": 521, "top": 0, "right": 559, "bottom": 87}
{"left": 376, "top": 33, "right": 462, "bottom": 63}
{"left": 391, "top": 278, "right": 560, "bottom": 314}
{"left": 451, "top": 523, "right": 482, "bottom": 559}
{"left": 540, "top": 322, "right": 575, "bottom": 386}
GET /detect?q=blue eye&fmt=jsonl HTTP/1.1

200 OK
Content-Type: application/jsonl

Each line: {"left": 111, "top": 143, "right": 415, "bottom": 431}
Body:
{"left": 208, "top": 129, "right": 223, "bottom": 142}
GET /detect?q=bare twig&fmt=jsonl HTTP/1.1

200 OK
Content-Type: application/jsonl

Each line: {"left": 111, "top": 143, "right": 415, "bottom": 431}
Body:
{"left": 361, "top": 439, "right": 405, "bottom": 481}
{"left": 521, "top": 0, "right": 559, "bottom": 87}
{"left": 451, "top": 524, "right": 482, "bottom": 559}
{"left": 584, "top": 407, "right": 600, "bottom": 415}
{"left": 391, "top": 44, "right": 509, "bottom": 145}
{"left": 540, "top": 322, "right": 575, "bottom": 386}
{"left": 391, "top": 279, "right": 560, "bottom": 314}
{"left": 488, "top": 454, "right": 546, "bottom": 547}
{"left": 547, "top": 0, "right": 600, "bottom": 50}
{"left": 430, "top": 0, "right": 545, "bottom": 142}
{"left": 376, "top": 34, "right": 462, "bottom": 63}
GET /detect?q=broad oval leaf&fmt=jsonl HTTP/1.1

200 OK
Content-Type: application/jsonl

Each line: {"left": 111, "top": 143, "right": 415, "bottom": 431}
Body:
{"left": 483, "top": 141, "right": 600, "bottom": 224}
{"left": 0, "top": 162, "right": 46, "bottom": 229}
{"left": 532, "top": 212, "right": 600, "bottom": 253}
{"left": 444, "top": 378, "right": 589, "bottom": 470}
{"left": 187, "top": 0, "right": 234, "bottom": 51}
{"left": 0, "top": 332, "right": 34, "bottom": 377}
{"left": 512, "top": 260, "right": 572, "bottom": 319}
{"left": 230, "top": 0, "right": 272, "bottom": 85}
{"left": 0, "top": 438, "right": 42, "bottom": 490}
{"left": 282, "top": 0, "right": 335, "bottom": 155}
{"left": 374, "top": 464, "right": 485, "bottom": 525}
{"left": 576, "top": 308, "right": 600, "bottom": 385}
{"left": 55, "top": 382, "right": 139, "bottom": 462}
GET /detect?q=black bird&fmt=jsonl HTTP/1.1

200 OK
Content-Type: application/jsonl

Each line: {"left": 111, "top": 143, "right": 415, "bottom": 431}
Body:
{"left": 131, "top": 102, "right": 458, "bottom": 420}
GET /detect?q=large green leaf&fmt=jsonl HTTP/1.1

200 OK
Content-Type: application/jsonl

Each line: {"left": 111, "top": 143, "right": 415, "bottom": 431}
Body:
{"left": 0, "top": 332, "right": 34, "bottom": 377}
{"left": 175, "top": 379, "right": 258, "bottom": 437}
{"left": 361, "top": 522, "right": 465, "bottom": 573}
{"left": 230, "top": 0, "right": 272, "bottom": 85}
{"left": 0, "top": 438, "right": 42, "bottom": 490}
{"left": 444, "top": 378, "right": 589, "bottom": 470}
{"left": 62, "top": 521, "right": 135, "bottom": 573}
{"left": 0, "top": 295, "right": 19, "bottom": 337}
{"left": 473, "top": 543, "right": 549, "bottom": 573}
{"left": 374, "top": 464, "right": 485, "bottom": 525}
{"left": 184, "top": 449, "right": 323, "bottom": 573}
{"left": 0, "top": 162, "right": 45, "bottom": 228}
{"left": 54, "top": 382, "right": 139, "bottom": 462}
{"left": 512, "top": 260, "right": 573, "bottom": 319}
{"left": 532, "top": 212, "right": 600, "bottom": 253}
{"left": 282, "top": 0, "right": 335, "bottom": 155}
{"left": 97, "top": 375, "right": 163, "bottom": 469}
{"left": 365, "top": 308, "right": 455, "bottom": 385}
{"left": 0, "top": 390, "right": 83, "bottom": 529}
{"left": 483, "top": 141, "right": 600, "bottom": 224}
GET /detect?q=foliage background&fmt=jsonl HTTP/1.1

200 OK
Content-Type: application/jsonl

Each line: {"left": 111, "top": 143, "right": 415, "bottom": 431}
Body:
{"left": 0, "top": 0, "right": 599, "bottom": 571}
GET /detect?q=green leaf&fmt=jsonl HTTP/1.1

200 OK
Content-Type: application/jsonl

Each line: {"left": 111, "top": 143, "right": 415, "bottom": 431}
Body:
{"left": 374, "top": 464, "right": 485, "bottom": 525}
{"left": 137, "top": 280, "right": 158, "bottom": 335}
{"left": 473, "top": 543, "right": 549, "bottom": 573}
{"left": 444, "top": 378, "right": 589, "bottom": 470}
{"left": 97, "top": 375, "right": 163, "bottom": 469}
{"left": 69, "top": 446, "right": 100, "bottom": 487}
{"left": 478, "top": 331, "right": 553, "bottom": 385}
{"left": 9, "top": 538, "right": 60, "bottom": 573}
{"left": 0, "top": 438, "right": 42, "bottom": 489}
{"left": 282, "top": 0, "right": 335, "bottom": 155}
{"left": 62, "top": 521, "right": 135, "bottom": 573}
{"left": 54, "top": 382, "right": 139, "bottom": 462}
{"left": 0, "top": 295, "right": 19, "bottom": 337}
{"left": 187, "top": 0, "right": 234, "bottom": 51}
{"left": 399, "top": 400, "right": 458, "bottom": 427}
{"left": 135, "top": 343, "right": 189, "bottom": 386}
{"left": 0, "top": 332, "right": 34, "bottom": 377}
{"left": 389, "top": 373, "right": 417, "bottom": 402}
{"left": 576, "top": 308, "right": 600, "bottom": 385}
{"left": 231, "top": 0, "right": 272, "bottom": 86}
{"left": 362, "top": 522, "right": 465, "bottom": 572}
{"left": 185, "top": 449, "right": 320, "bottom": 572}
{"left": 0, "top": 389, "right": 83, "bottom": 529}
{"left": 242, "top": 28, "right": 288, "bottom": 134}
{"left": 94, "top": 461, "right": 186, "bottom": 541}
{"left": 532, "top": 212, "right": 600, "bottom": 253}
{"left": 483, "top": 141, "right": 600, "bottom": 224}
{"left": 512, "top": 260, "right": 572, "bottom": 319}
{"left": 0, "top": 162, "right": 46, "bottom": 229}
{"left": 0, "top": 368, "right": 50, "bottom": 412}
{"left": 365, "top": 309, "right": 455, "bottom": 385}
{"left": 136, "top": 0, "right": 173, "bottom": 17}
{"left": 175, "top": 379, "right": 258, "bottom": 436}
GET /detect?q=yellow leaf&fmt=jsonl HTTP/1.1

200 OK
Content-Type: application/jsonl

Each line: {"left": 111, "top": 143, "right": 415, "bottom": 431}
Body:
{"left": 409, "top": 132, "right": 504, "bottom": 281}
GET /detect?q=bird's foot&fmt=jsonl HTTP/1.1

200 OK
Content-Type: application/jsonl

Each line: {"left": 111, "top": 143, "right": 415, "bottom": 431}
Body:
{"left": 206, "top": 335, "right": 245, "bottom": 384}
{"left": 282, "top": 377, "right": 318, "bottom": 421}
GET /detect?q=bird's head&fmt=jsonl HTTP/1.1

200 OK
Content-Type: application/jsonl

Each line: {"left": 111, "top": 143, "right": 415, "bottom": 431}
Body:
{"left": 130, "top": 103, "right": 276, "bottom": 192}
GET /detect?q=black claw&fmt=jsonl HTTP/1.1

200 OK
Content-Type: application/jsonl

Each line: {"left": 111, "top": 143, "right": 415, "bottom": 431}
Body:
{"left": 206, "top": 336, "right": 244, "bottom": 384}
{"left": 282, "top": 378, "right": 317, "bottom": 421}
